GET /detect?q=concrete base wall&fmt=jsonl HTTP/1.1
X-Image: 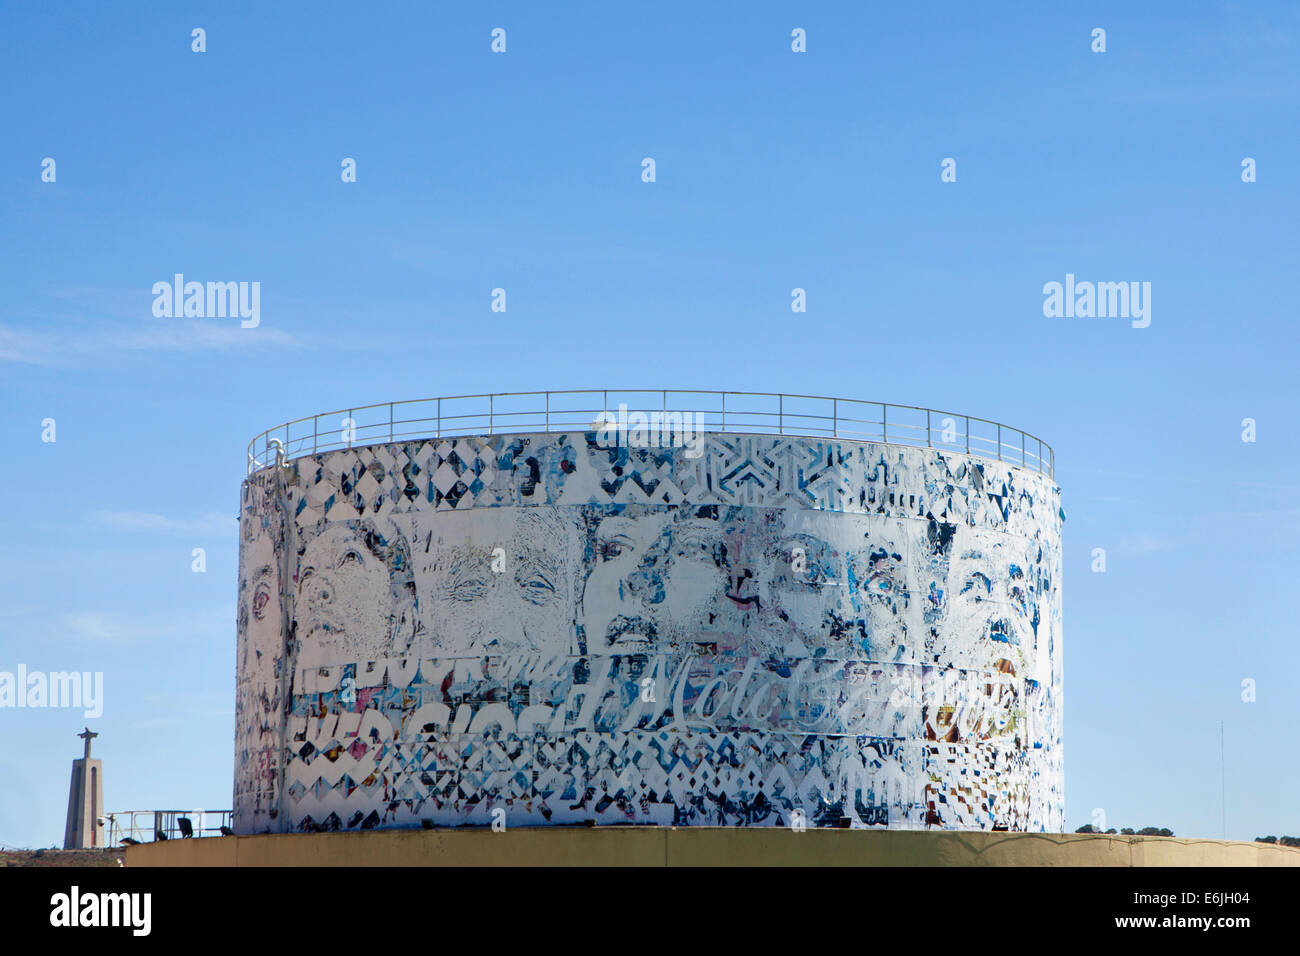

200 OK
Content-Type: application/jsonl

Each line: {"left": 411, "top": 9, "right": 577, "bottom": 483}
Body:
{"left": 126, "top": 828, "right": 1300, "bottom": 867}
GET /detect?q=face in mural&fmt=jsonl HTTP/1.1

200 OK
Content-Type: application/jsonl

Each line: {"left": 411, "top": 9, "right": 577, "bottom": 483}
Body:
{"left": 581, "top": 507, "right": 728, "bottom": 652}
{"left": 296, "top": 521, "right": 412, "bottom": 668}
{"left": 234, "top": 478, "right": 288, "bottom": 829}
{"left": 578, "top": 507, "right": 919, "bottom": 660}
{"left": 764, "top": 522, "right": 840, "bottom": 655}
{"left": 756, "top": 514, "right": 920, "bottom": 660}
{"left": 237, "top": 480, "right": 282, "bottom": 681}
{"left": 698, "top": 508, "right": 846, "bottom": 657}
{"left": 708, "top": 509, "right": 777, "bottom": 650}
{"left": 412, "top": 506, "right": 581, "bottom": 656}
{"left": 942, "top": 538, "right": 1037, "bottom": 676}
{"left": 847, "top": 531, "right": 918, "bottom": 659}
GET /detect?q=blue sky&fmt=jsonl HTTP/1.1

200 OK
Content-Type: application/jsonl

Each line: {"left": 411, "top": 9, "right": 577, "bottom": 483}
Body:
{"left": 1, "top": 1, "right": 1297, "bottom": 846}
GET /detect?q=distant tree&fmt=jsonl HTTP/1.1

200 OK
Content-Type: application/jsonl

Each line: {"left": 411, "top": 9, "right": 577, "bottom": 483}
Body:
{"left": 1255, "top": 835, "right": 1278, "bottom": 844}
{"left": 1281, "top": 836, "right": 1300, "bottom": 848}
{"left": 1075, "top": 824, "right": 1097, "bottom": 833}
{"left": 1136, "top": 827, "right": 1174, "bottom": 837}
{"left": 1120, "top": 828, "right": 1134, "bottom": 835}
{"left": 1105, "top": 828, "right": 1117, "bottom": 834}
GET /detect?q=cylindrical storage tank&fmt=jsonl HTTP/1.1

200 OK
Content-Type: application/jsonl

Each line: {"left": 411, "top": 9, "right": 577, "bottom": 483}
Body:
{"left": 235, "top": 393, "right": 1063, "bottom": 833}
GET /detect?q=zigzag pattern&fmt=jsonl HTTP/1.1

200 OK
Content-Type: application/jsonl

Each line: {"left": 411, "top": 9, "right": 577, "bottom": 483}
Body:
{"left": 279, "top": 729, "right": 957, "bottom": 830}
{"left": 272, "top": 432, "right": 1060, "bottom": 538}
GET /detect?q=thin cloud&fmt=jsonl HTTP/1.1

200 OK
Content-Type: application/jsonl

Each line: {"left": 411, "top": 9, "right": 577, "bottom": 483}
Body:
{"left": 89, "top": 510, "right": 235, "bottom": 537}
{"left": 63, "top": 613, "right": 129, "bottom": 642}
{"left": 0, "top": 317, "right": 300, "bottom": 367}
{"left": 1121, "top": 534, "right": 1170, "bottom": 556}
{"left": 63, "top": 606, "right": 232, "bottom": 644}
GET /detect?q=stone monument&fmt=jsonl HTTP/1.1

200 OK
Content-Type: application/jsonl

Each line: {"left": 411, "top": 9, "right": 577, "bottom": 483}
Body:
{"left": 63, "top": 727, "right": 104, "bottom": 849}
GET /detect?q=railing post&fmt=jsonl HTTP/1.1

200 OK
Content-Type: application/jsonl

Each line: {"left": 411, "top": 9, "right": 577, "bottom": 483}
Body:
{"left": 882, "top": 404, "right": 887, "bottom": 443}
{"left": 437, "top": 398, "right": 442, "bottom": 438}
{"left": 833, "top": 398, "right": 838, "bottom": 438}
{"left": 389, "top": 403, "right": 394, "bottom": 442}
{"left": 1021, "top": 431, "right": 1025, "bottom": 467}
{"left": 721, "top": 392, "right": 726, "bottom": 432}
{"left": 997, "top": 423, "right": 1002, "bottom": 461}
{"left": 965, "top": 417, "right": 970, "bottom": 454}
{"left": 545, "top": 392, "right": 550, "bottom": 431}
{"left": 779, "top": 394, "right": 784, "bottom": 435}
{"left": 489, "top": 394, "right": 494, "bottom": 434}
{"left": 926, "top": 409, "right": 932, "bottom": 447}
{"left": 313, "top": 416, "right": 318, "bottom": 455}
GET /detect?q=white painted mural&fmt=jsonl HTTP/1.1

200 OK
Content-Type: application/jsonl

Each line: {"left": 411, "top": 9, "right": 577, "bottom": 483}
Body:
{"left": 235, "top": 430, "right": 1064, "bottom": 833}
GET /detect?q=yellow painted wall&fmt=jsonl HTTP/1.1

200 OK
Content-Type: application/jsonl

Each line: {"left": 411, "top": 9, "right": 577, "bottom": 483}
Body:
{"left": 126, "top": 828, "right": 1300, "bottom": 867}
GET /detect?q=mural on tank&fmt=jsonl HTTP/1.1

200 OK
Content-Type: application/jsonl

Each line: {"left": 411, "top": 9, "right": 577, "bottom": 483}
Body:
{"left": 235, "top": 431, "right": 1064, "bottom": 833}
